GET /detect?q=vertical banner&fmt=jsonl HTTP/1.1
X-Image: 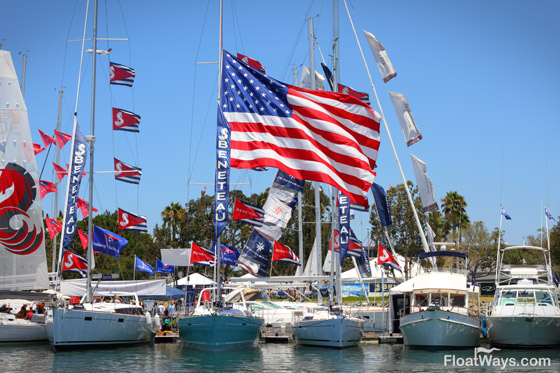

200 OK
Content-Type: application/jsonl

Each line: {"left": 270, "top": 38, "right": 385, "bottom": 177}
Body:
{"left": 338, "top": 192, "right": 350, "bottom": 265}
{"left": 371, "top": 183, "right": 392, "bottom": 227}
{"left": 61, "top": 123, "right": 87, "bottom": 251}
{"left": 410, "top": 154, "right": 438, "bottom": 212}
{"left": 214, "top": 108, "right": 230, "bottom": 239}
{"left": 388, "top": 91, "right": 422, "bottom": 147}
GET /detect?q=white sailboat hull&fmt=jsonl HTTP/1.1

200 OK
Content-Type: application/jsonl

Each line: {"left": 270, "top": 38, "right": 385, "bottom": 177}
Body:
{"left": 0, "top": 314, "right": 47, "bottom": 342}
{"left": 293, "top": 316, "right": 363, "bottom": 348}
{"left": 46, "top": 307, "right": 155, "bottom": 348}
{"left": 400, "top": 309, "right": 480, "bottom": 348}
{"left": 488, "top": 315, "right": 560, "bottom": 347}
{"left": 177, "top": 314, "right": 263, "bottom": 350}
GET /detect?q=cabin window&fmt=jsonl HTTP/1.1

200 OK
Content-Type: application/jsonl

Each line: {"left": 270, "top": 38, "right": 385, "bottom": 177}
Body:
{"left": 517, "top": 290, "right": 535, "bottom": 304}
{"left": 450, "top": 294, "right": 465, "bottom": 307}
{"left": 429, "top": 293, "right": 448, "bottom": 307}
{"left": 535, "top": 290, "right": 555, "bottom": 306}
{"left": 499, "top": 290, "right": 517, "bottom": 306}
{"left": 414, "top": 294, "right": 429, "bottom": 307}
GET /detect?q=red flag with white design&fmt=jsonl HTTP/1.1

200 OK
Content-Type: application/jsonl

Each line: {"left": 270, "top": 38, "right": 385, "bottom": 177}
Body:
{"left": 52, "top": 162, "right": 67, "bottom": 181}
{"left": 45, "top": 217, "right": 62, "bottom": 240}
{"left": 377, "top": 243, "right": 402, "bottom": 272}
{"left": 61, "top": 249, "right": 88, "bottom": 277}
{"left": 112, "top": 107, "right": 141, "bottom": 132}
{"left": 54, "top": 130, "right": 72, "bottom": 148}
{"left": 118, "top": 208, "right": 148, "bottom": 233}
{"left": 39, "top": 180, "right": 56, "bottom": 199}
{"left": 237, "top": 53, "right": 265, "bottom": 72}
{"left": 272, "top": 241, "right": 300, "bottom": 265}
{"left": 190, "top": 242, "right": 215, "bottom": 265}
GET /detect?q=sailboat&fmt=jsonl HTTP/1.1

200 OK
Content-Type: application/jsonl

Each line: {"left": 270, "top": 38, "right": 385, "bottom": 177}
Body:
{"left": 487, "top": 245, "right": 560, "bottom": 346}
{"left": 45, "top": 0, "right": 155, "bottom": 348}
{"left": 0, "top": 49, "right": 50, "bottom": 343}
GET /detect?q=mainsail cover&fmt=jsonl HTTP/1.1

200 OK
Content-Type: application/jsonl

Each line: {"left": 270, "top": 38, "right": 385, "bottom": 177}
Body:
{"left": 0, "top": 50, "right": 49, "bottom": 290}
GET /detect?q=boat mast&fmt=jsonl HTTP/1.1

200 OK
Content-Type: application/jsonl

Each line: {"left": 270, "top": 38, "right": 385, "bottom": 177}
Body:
{"left": 85, "top": 0, "right": 99, "bottom": 303}
{"left": 215, "top": 0, "right": 224, "bottom": 305}
{"left": 51, "top": 88, "right": 64, "bottom": 273}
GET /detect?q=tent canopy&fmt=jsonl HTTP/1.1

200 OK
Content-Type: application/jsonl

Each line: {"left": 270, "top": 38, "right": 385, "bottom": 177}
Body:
{"left": 176, "top": 273, "right": 215, "bottom": 286}
{"left": 139, "top": 286, "right": 185, "bottom": 300}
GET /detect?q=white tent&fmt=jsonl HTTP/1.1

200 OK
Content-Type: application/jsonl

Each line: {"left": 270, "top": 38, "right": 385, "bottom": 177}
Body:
{"left": 176, "top": 273, "right": 214, "bottom": 286}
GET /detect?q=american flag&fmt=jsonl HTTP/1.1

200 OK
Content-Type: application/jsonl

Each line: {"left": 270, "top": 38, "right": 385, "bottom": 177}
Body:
{"left": 221, "top": 51, "right": 380, "bottom": 208}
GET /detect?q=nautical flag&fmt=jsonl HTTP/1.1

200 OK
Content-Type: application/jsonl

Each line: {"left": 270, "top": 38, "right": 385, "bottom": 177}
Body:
{"left": 38, "top": 179, "right": 56, "bottom": 199}
{"left": 237, "top": 230, "right": 273, "bottom": 276}
{"left": 377, "top": 243, "right": 402, "bottom": 272}
{"left": 237, "top": 53, "right": 265, "bottom": 72}
{"left": 347, "top": 229, "right": 362, "bottom": 258}
{"left": 52, "top": 162, "right": 67, "bottom": 181}
{"left": 38, "top": 129, "right": 56, "bottom": 148}
{"left": 321, "top": 63, "right": 370, "bottom": 104}
{"left": 156, "top": 258, "right": 174, "bottom": 273}
{"left": 54, "top": 130, "right": 72, "bottom": 149}
{"left": 45, "top": 217, "right": 62, "bottom": 240}
{"left": 338, "top": 192, "right": 351, "bottom": 265}
{"left": 112, "top": 107, "right": 140, "bottom": 132}
{"left": 91, "top": 225, "right": 128, "bottom": 259}
{"left": 363, "top": 30, "right": 397, "bottom": 83}
{"left": 356, "top": 241, "right": 372, "bottom": 278}
{"left": 33, "top": 143, "right": 45, "bottom": 155}
{"left": 501, "top": 207, "right": 512, "bottom": 220}
{"left": 299, "top": 65, "right": 326, "bottom": 91}
{"left": 78, "top": 230, "right": 88, "bottom": 251}
{"left": 262, "top": 193, "right": 292, "bottom": 229}
{"left": 135, "top": 257, "right": 154, "bottom": 275}
{"left": 190, "top": 242, "right": 215, "bottom": 266}
{"left": 545, "top": 207, "right": 556, "bottom": 222}
{"left": 110, "top": 62, "right": 135, "bottom": 87}
{"left": 211, "top": 242, "right": 241, "bottom": 266}
{"left": 114, "top": 158, "right": 142, "bottom": 184}
{"left": 273, "top": 169, "right": 305, "bottom": 193}
{"left": 232, "top": 198, "right": 265, "bottom": 227}
{"left": 371, "top": 183, "right": 392, "bottom": 227}
{"left": 426, "top": 223, "right": 436, "bottom": 252}
{"left": 272, "top": 241, "right": 300, "bottom": 266}
{"left": 410, "top": 154, "right": 438, "bottom": 212}
{"left": 388, "top": 92, "right": 422, "bottom": 147}
{"left": 61, "top": 249, "right": 88, "bottom": 277}
{"left": 118, "top": 208, "right": 148, "bottom": 233}
{"left": 221, "top": 51, "right": 380, "bottom": 208}
{"left": 77, "top": 197, "right": 98, "bottom": 219}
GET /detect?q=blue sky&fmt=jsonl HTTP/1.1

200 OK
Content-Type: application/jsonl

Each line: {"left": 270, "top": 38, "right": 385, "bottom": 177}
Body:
{"left": 2, "top": 0, "right": 559, "bottom": 248}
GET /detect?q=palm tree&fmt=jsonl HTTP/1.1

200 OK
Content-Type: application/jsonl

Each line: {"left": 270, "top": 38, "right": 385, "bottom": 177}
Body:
{"left": 161, "top": 202, "right": 186, "bottom": 242}
{"left": 441, "top": 191, "right": 470, "bottom": 247}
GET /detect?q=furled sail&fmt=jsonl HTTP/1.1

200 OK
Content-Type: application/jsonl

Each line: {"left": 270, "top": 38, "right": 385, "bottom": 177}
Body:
{"left": 0, "top": 50, "right": 48, "bottom": 290}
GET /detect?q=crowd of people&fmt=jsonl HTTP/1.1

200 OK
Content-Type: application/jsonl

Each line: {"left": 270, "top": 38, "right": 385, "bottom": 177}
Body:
{"left": 0, "top": 302, "right": 46, "bottom": 320}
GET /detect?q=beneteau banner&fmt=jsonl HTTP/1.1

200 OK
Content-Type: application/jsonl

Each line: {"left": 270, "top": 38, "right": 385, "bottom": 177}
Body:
{"left": 338, "top": 192, "right": 350, "bottom": 265}
{"left": 388, "top": 92, "right": 422, "bottom": 147}
{"left": 214, "top": 109, "right": 231, "bottom": 239}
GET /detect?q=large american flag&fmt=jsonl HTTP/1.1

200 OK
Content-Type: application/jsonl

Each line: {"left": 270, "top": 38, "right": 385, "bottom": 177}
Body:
{"left": 221, "top": 51, "right": 380, "bottom": 207}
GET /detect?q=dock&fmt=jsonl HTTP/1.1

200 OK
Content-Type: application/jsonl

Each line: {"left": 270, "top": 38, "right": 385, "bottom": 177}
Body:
{"left": 154, "top": 332, "right": 180, "bottom": 344}
{"left": 260, "top": 329, "right": 292, "bottom": 343}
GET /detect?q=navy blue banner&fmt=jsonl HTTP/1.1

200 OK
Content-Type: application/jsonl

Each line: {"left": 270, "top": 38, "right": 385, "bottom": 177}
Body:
{"left": 238, "top": 230, "right": 272, "bottom": 275}
{"left": 371, "top": 183, "right": 392, "bottom": 227}
{"left": 211, "top": 241, "right": 240, "bottom": 267}
{"left": 156, "top": 258, "right": 175, "bottom": 273}
{"left": 273, "top": 169, "right": 305, "bottom": 193}
{"left": 92, "top": 225, "right": 128, "bottom": 259}
{"left": 214, "top": 108, "right": 231, "bottom": 239}
{"left": 61, "top": 123, "right": 87, "bottom": 251}
{"left": 134, "top": 257, "right": 154, "bottom": 275}
{"left": 338, "top": 192, "right": 350, "bottom": 265}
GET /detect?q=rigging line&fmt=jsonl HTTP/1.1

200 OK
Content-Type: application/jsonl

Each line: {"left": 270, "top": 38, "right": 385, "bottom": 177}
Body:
{"left": 60, "top": 0, "right": 80, "bottom": 89}
{"left": 280, "top": 15, "right": 309, "bottom": 81}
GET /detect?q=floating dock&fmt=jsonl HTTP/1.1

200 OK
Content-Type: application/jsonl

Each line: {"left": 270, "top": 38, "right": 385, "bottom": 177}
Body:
{"left": 154, "top": 332, "right": 180, "bottom": 344}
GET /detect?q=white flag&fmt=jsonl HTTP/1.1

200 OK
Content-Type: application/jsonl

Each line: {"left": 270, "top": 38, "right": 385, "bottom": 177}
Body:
{"left": 426, "top": 223, "right": 436, "bottom": 251}
{"left": 363, "top": 30, "right": 397, "bottom": 83}
{"left": 300, "top": 66, "right": 326, "bottom": 91}
{"left": 410, "top": 154, "right": 438, "bottom": 212}
{"left": 388, "top": 92, "right": 422, "bottom": 146}
{"left": 263, "top": 194, "right": 292, "bottom": 229}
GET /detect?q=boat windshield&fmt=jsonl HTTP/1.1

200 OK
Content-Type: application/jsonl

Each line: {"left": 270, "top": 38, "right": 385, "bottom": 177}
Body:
{"left": 496, "top": 289, "right": 557, "bottom": 307}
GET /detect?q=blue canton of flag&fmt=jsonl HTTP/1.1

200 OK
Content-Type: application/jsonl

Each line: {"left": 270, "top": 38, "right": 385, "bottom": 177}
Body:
{"left": 134, "top": 257, "right": 154, "bottom": 275}
{"left": 156, "top": 258, "right": 174, "bottom": 274}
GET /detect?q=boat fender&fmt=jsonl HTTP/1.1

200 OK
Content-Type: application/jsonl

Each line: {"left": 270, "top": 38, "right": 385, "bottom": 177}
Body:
{"left": 154, "top": 314, "right": 161, "bottom": 329}
{"left": 481, "top": 317, "right": 487, "bottom": 338}
{"left": 145, "top": 312, "right": 153, "bottom": 327}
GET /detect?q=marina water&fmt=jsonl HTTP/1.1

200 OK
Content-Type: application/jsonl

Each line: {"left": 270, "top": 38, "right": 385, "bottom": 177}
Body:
{"left": 2, "top": 342, "right": 560, "bottom": 372}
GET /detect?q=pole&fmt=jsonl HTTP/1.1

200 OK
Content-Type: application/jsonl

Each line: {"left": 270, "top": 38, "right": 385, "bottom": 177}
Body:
{"left": 381, "top": 267, "right": 385, "bottom": 334}
{"left": 51, "top": 88, "right": 63, "bottom": 273}
{"left": 495, "top": 207, "right": 504, "bottom": 286}
{"left": 215, "top": 0, "right": 224, "bottom": 305}
{"left": 20, "top": 54, "right": 27, "bottom": 97}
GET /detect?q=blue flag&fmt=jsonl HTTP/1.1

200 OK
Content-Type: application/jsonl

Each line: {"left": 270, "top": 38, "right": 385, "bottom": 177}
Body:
{"left": 91, "top": 225, "right": 128, "bottom": 258}
{"left": 214, "top": 108, "right": 231, "bottom": 239}
{"left": 501, "top": 207, "right": 512, "bottom": 220}
{"left": 134, "top": 257, "right": 154, "bottom": 275}
{"left": 545, "top": 207, "right": 556, "bottom": 222}
{"left": 371, "top": 183, "right": 392, "bottom": 227}
{"left": 211, "top": 242, "right": 241, "bottom": 266}
{"left": 356, "top": 244, "right": 372, "bottom": 278}
{"left": 156, "top": 258, "right": 174, "bottom": 274}
{"left": 237, "top": 230, "right": 272, "bottom": 276}
{"left": 272, "top": 169, "right": 305, "bottom": 193}
{"left": 338, "top": 192, "right": 350, "bottom": 265}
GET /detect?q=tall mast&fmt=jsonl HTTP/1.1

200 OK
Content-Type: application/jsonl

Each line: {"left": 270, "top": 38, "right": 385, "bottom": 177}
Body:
{"left": 215, "top": 0, "right": 224, "bottom": 304}
{"left": 20, "top": 53, "right": 27, "bottom": 97}
{"left": 85, "top": 0, "right": 99, "bottom": 303}
{"left": 51, "top": 88, "right": 64, "bottom": 273}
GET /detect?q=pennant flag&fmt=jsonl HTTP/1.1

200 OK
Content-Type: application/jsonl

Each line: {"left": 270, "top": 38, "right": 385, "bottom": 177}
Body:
{"left": 91, "top": 225, "right": 128, "bottom": 258}
{"left": 38, "top": 129, "right": 56, "bottom": 148}
{"left": 135, "top": 257, "right": 154, "bottom": 275}
{"left": 501, "top": 207, "right": 512, "bottom": 220}
{"left": 363, "top": 30, "right": 397, "bottom": 83}
{"left": 237, "top": 53, "right": 265, "bottom": 72}
{"left": 214, "top": 109, "right": 231, "bottom": 239}
{"left": 211, "top": 242, "right": 241, "bottom": 266}
{"left": 545, "top": 207, "right": 556, "bottom": 222}
{"left": 156, "top": 258, "right": 175, "bottom": 274}
{"left": 112, "top": 107, "right": 141, "bottom": 132}
{"left": 78, "top": 230, "right": 89, "bottom": 251}
{"left": 114, "top": 158, "right": 142, "bottom": 184}
{"left": 377, "top": 243, "right": 402, "bottom": 272}
{"left": 190, "top": 242, "right": 215, "bottom": 266}
{"left": 109, "top": 62, "right": 135, "bottom": 87}
{"left": 347, "top": 229, "right": 362, "bottom": 258}
{"left": 52, "top": 162, "right": 67, "bottom": 181}
{"left": 39, "top": 179, "right": 56, "bottom": 199}
{"left": 33, "top": 143, "right": 45, "bottom": 155}
{"left": 299, "top": 65, "right": 326, "bottom": 91}
{"left": 61, "top": 123, "right": 87, "bottom": 252}
{"left": 338, "top": 192, "right": 351, "bottom": 265}
{"left": 61, "top": 249, "right": 88, "bottom": 277}
{"left": 237, "top": 230, "right": 273, "bottom": 276}
{"left": 221, "top": 51, "right": 380, "bottom": 208}
{"left": 410, "top": 154, "right": 438, "bottom": 212}
{"left": 272, "top": 241, "right": 300, "bottom": 266}
{"left": 45, "top": 217, "right": 62, "bottom": 240}
{"left": 388, "top": 92, "right": 422, "bottom": 147}
{"left": 54, "top": 130, "right": 72, "bottom": 149}
{"left": 371, "top": 183, "right": 392, "bottom": 227}
{"left": 118, "top": 208, "right": 148, "bottom": 233}
{"left": 232, "top": 198, "right": 265, "bottom": 227}
{"left": 356, "top": 242, "right": 372, "bottom": 278}
{"left": 77, "top": 197, "right": 98, "bottom": 219}
{"left": 321, "top": 63, "right": 370, "bottom": 104}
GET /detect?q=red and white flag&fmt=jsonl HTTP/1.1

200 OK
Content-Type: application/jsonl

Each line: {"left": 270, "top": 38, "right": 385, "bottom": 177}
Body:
{"left": 112, "top": 107, "right": 141, "bottom": 132}
{"left": 61, "top": 249, "right": 88, "bottom": 277}
{"left": 38, "top": 129, "right": 56, "bottom": 148}
{"left": 272, "top": 241, "right": 300, "bottom": 265}
{"left": 118, "top": 208, "right": 148, "bottom": 233}
{"left": 45, "top": 217, "right": 62, "bottom": 240}
{"left": 232, "top": 198, "right": 265, "bottom": 227}
{"left": 39, "top": 180, "right": 56, "bottom": 199}
{"left": 237, "top": 53, "right": 265, "bottom": 72}
{"left": 110, "top": 62, "right": 135, "bottom": 87}
{"left": 190, "top": 242, "right": 215, "bottom": 266}
{"left": 54, "top": 130, "right": 72, "bottom": 149}
{"left": 377, "top": 243, "right": 402, "bottom": 272}
{"left": 52, "top": 162, "right": 67, "bottom": 181}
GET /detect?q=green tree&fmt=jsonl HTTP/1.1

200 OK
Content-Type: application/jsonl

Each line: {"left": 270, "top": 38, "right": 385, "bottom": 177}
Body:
{"left": 161, "top": 202, "right": 186, "bottom": 243}
{"left": 462, "top": 221, "right": 495, "bottom": 274}
{"left": 441, "top": 191, "right": 470, "bottom": 246}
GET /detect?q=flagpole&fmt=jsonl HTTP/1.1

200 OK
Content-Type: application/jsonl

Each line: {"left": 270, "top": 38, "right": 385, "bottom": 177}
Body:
{"left": 133, "top": 256, "right": 136, "bottom": 281}
{"left": 381, "top": 266, "right": 385, "bottom": 334}
{"left": 215, "top": 0, "right": 224, "bottom": 306}
{"left": 545, "top": 207, "right": 552, "bottom": 283}
{"left": 495, "top": 206, "right": 504, "bottom": 286}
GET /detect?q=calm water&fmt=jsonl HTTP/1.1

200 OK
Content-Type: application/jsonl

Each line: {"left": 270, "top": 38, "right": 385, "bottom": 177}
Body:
{"left": 2, "top": 341, "right": 560, "bottom": 372}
